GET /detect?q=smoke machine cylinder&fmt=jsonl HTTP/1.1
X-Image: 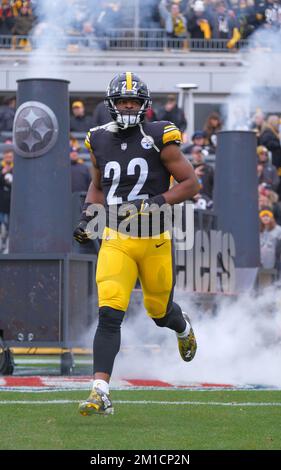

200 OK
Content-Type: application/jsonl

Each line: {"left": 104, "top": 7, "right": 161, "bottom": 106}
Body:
{"left": 10, "top": 78, "right": 72, "bottom": 253}
{"left": 214, "top": 130, "right": 260, "bottom": 268}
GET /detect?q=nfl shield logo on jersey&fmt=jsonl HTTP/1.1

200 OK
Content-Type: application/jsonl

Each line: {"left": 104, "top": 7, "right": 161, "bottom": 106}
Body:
{"left": 121, "top": 143, "right": 127, "bottom": 151}
{"left": 141, "top": 136, "right": 154, "bottom": 150}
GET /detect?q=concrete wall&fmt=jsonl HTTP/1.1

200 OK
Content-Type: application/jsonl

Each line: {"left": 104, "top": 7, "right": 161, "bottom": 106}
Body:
{"left": 0, "top": 51, "right": 246, "bottom": 94}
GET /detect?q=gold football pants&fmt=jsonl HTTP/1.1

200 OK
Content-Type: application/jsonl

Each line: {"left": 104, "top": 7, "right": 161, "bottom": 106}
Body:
{"left": 96, "top": 227, "right": 175, "bottom": 319}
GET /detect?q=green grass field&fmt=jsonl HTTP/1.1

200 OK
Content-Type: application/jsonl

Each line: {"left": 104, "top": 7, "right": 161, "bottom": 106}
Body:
{"left": 0, "top": 389, "right": 281, "bottom": 450}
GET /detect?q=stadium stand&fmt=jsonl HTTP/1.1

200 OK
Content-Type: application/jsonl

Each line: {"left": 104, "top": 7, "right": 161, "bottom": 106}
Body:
{"left": 1, "top": 0, "right": 280, "bottom": 52}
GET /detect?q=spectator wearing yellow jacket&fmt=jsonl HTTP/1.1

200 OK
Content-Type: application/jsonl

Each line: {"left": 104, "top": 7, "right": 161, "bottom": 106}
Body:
{"left": 159, "top": 0, "right": 188, "bottom": 49}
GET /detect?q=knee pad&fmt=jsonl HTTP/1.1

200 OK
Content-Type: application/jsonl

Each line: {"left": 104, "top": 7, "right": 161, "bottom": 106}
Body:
{"left": 142, "top": 256, "right": 173, "bottom": 294}
{"left": 144, "top": 296, "right": 167, "bottom": 319}
{"left": 98, "top": 279, "right": 128, "bottom": 310}
{"left": 98, "top": 306, "right": 125, "bottom": 332}
{"left": 98, "top": 279, "right": 121, "bottom": 303}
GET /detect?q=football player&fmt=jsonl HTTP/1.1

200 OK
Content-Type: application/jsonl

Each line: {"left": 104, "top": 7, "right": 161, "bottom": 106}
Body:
{"left": 74, "top": 72, "right": 200, "bottom": 416}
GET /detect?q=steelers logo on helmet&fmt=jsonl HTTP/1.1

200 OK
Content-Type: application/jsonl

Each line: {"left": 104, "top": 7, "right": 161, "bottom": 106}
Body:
{"left": 104, "top": 72, "right": 152, "bottom": 129}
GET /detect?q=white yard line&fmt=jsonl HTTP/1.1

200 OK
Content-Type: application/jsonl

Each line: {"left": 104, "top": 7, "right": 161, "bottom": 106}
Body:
{"left": 0, "top": 399, "right": 281, "bottom": 407}
{"left": 1, "top": 386, "right": 279, "bottom": 392}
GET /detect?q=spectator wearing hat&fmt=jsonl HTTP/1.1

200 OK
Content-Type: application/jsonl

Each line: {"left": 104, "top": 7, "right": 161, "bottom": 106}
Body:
{"left": 191, "top": 145, "right": 214, "bottom": 204}
{"left": 186, "top": 0, "right": 212, "bottom": 40}
{"left": 70, "top": 101, "right": 93, "bottom": 132}
{"left": 158, "top": 94, "right": 187, "bottom": 133}
{"left": 258, "top": 183, "right": 281, "bottom": 225}
{"left": 259, "top": 207, "right": 281, "bottom": 271}
{"left": 257, "top": 145, "right": 279, "bottom": 192}
{"left": 182, "top": 130, "right": 209, "bottom": 154}
{"left": 70, "top": 145, "right": 91, "bottom": 193}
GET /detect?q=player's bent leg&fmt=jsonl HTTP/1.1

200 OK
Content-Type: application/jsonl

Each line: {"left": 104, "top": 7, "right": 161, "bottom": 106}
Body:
{"left": 79, "top": 306, "right": 125, "bottom": 416}
{"left": 152, "top": 301, "right": 185, "bottom": 331}
{"left": 140, "top": 239, "right": 197, "bottom": 363}
{"left": 152, "top": 302, "right": 197, "bottom": 363}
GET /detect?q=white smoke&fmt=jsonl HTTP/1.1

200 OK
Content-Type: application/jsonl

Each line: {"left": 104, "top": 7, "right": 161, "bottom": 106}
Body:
{"left": 25, "top": 0, "right": 144, "bottom": 79}
{"left": 26, "top": 0, "right": 83, "bottom": 78}
{"left": 226, "top": 27, "right": 281, "bottom": 130}
{"left": 108, "top": 286, "right": 281, "bottom": 387}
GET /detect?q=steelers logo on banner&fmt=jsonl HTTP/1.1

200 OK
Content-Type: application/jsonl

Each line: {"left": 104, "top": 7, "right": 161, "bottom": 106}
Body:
{"left": 13, "top": 101, "right": 59, "bottom": 158}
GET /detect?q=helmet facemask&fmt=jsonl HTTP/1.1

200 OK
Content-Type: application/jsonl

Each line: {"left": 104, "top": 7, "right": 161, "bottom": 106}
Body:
{"left": 108, "top": 98, "right": 149, "bottom": 129}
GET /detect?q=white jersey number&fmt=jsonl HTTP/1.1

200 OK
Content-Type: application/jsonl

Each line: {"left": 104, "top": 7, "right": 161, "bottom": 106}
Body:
{"left": 104, "top": 158, "right": 149, "bottom": 205}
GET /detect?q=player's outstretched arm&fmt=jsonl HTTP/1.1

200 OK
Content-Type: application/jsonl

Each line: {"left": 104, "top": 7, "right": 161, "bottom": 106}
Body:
{"left": 160, "top": 144, "right": 200, "bottom": 205}
{"left": 73, "top": 152, "right": 104, "bottom": 244}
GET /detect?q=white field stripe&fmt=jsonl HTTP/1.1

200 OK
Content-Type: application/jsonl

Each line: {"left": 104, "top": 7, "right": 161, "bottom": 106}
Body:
{"left": 0, "top": 400, "right": 80, "bottom": 404}
{"left": 0, "top": 386, "right": 280, "bottom": 392}
{"left": 0, "top": 399, "right": 281, "bottom": 407}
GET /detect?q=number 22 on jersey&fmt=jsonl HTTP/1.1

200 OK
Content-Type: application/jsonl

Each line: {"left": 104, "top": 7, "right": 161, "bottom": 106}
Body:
{"left": 104, "top": 157, "right": 149, "bottom": 205}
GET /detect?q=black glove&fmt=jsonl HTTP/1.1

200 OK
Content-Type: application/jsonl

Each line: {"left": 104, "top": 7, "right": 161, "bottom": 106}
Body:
{"left": 73, "top": 202, "right": 94, "bottom": 244}
{"left": 73, "top": 220, "right": 93, "bottom": 244}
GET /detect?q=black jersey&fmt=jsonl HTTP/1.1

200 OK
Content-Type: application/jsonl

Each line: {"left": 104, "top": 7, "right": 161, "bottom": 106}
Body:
{"left": 85, "top": 120, "right": 181, "bottom": 207}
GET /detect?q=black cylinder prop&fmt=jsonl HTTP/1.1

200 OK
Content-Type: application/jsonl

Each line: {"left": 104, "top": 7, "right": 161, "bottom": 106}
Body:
{"left": 10, "top": 78, "right": 71, "bottom": 253}
{"left": 214, "top": 130, "right": 260, "bottom": 268}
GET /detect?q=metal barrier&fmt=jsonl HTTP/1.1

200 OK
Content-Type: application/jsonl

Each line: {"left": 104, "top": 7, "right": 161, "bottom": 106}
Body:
{"left": 0, "top": 31, "right": 249, "bottom": 52}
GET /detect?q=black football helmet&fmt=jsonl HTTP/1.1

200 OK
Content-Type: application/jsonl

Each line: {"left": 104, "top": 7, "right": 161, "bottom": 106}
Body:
{"left": 104, "top": 72, "right": 152, "bottom": 128}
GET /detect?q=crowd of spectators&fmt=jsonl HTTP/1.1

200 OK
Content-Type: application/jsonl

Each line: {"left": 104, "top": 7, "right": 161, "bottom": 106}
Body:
{"left": 0, "top": 0, "right": 281, "bottom": 51}
{"left": 0, "top": 0, "right": 34, "bottom": 48}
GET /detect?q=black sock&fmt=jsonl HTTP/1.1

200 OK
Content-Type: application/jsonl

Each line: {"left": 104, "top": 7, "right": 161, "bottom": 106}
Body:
{"left": 152, "top": 302, "right": 186, "bottom": 333}
{"left": 93, "top": 306, "right": 125, "bottom": 375}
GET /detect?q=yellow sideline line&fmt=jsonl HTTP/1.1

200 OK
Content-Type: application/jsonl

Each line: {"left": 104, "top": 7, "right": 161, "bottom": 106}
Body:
{"left": 10, "top": 348, "right": 92, "bottom": 355}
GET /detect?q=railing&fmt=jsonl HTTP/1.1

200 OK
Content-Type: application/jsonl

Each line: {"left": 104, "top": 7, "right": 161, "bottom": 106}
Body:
{"left": 0, "top": 30, "right": 249, "bottom": 52}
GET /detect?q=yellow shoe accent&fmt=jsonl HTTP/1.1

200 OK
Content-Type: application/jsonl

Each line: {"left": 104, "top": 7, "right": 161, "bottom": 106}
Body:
{"left": 177, "top": 313, "right": 197, "bottom": 362}
{"left": 78, "top": 388, "right": 114, "bottom": 416}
